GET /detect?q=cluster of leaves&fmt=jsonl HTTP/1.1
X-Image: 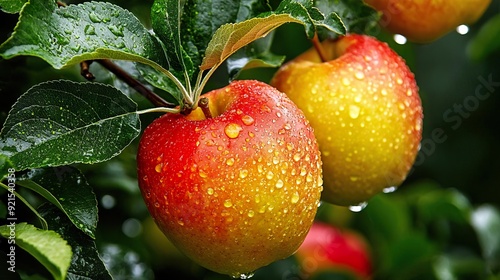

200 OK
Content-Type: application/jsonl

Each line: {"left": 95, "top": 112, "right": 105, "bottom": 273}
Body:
{"left": 0, "top": 0, "right": 378, "bottom": 278}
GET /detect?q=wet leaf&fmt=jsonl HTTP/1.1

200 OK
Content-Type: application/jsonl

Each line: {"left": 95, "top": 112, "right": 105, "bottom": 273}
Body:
{"left": 0, "top": 0, "right": 27, "bottom": 13}
{"left": 17, "top": 167, "right": 98, "bottom": 239}
{"left": 0, "top": 0, "right": 168, "bottom": 70}
{"left": 201, "top": 0, "right": 345, "bottom": 70}
{"left": 417, "top": 188, "right": 472, "bottom": 224}
{"left": 0, "top": 154, "right": 14, "bottom": 180}
{"left": 136, "top": 64, "right": 183, "bottom": 104}
{"left": 315, "top": 0, "right": 379, "bottom": 36}
{"left": 39, "top": 204, "right": 112, "bottom": 280}
{"left": 0, "top": 80, "right": 140, "bottom": 170}
{"left": 0, "top": 223, "right": 72, "bottom": 280}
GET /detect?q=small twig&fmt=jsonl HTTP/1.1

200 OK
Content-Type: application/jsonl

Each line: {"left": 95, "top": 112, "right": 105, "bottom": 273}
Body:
{"left": 198, "top": 97, "right": 212, "bottom": 119}
{"left": 56, "top": 1, "right": 67, "bottom": 7}
{"left": 80, "top": 61, "right": 95, "bottom": 81}
{"left": 96, "top": 59, "right": 175, "bottom": 108}
{"left": 311, "top": 34, "right": 328, "bottom": 63}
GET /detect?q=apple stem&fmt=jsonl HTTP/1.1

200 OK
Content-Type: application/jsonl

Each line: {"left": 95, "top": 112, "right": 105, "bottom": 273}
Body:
{"left": 199, "top": 97, "right": 213, "bottom": 119}
{"left": 312, "top": 34, "right": 328, "bottom": 63}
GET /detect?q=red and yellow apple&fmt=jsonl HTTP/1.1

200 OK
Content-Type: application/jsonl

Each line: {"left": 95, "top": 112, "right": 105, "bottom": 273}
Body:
{"left": 137, "top": 80, "right": 323, "bottom": 277}
{"left": 295, "top": 222, "right": 372, "bottom": 279}
{"left": 364, "top": 0, "right": 492, "bottom": 42}
{"left": 271, "top": 34, "right": 422, "bottom": 206}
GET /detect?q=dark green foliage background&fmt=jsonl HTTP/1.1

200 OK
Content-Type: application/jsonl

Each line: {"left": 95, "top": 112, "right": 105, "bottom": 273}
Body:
{"left": 1, "top": 0, "right": 500, "bottom": 279}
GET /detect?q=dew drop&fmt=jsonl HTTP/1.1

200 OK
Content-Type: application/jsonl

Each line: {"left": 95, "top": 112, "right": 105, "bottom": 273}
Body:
{"left": 207, "top": 188, "right": 214, "bottom": 195}
{"left": 286, "top": 143, "right": 294, "bottom": 151}
{"left": 349, "top": 202, "right": 368, "bottom": 212}
{"left": 155, "top": 163, "right": 162, "bottom": 173}
{"left": 239, "top": 169, "right": 248, "bottom": 179}
{"left": 226, "top": 158, "right": 235, "bottom": 166}
{"left": 247, "top": 210, "right": 255, "bottom": 218}
{"left": 84, "top": 25, "right": 96, "bottom": 35}
{"left": 293, "top": 153, "right": 301, "bottom": 162}
{"left": 355, "top": 71, "right": 365, "bottom": 80}
{"left": 300, "top": 168, "right": 307, "bottom": 176}
{"left": 224, "top": 199, "right": 233, "bottom": 208}
{"left": 291, "top": 192, "right": 300, "bottom": 204}
{"left": 225, "top": 123, "right": 242, "bottom": 139}
{"left": 406, "top": 89, "right": 413, "bottom": 96}
{"left": 177, "top": 220, "right": 185, "bottom": 226}
{"left": 199, "top": 170, "right": 208, "bottom": 178}
{"left": 266, "top": 171, "right": 274, "bottom": 180}
{"left": 108, "top": 25, "right": 124, "bottom": 37}
{"left": 272, "top": 157, "right": 280, "bottom": 165}
{"left": 241, "top": 115, "right": 255, "bottom": 126}
{"left": 383, "top": 186, "right": 398, "bottom": 193}
{"left": 342, "top": 77, "right": 350, "bottom": 86}
{"left": 381, "top": 89, "right": 388, "bottom": 96}
{"left": 231, "top": 272, "right": 255, "bottom": 279}
{"left": 89, "top": 12, "right": 102, "bottom": 23}
{"left": 306, "top": 173, "right": 314, "bottom": 182}
{"left": 275, "top": 179, "right": 284, "bottom": 189}
{"left": 349, "top": 105, "right": 360, "bottom": 119}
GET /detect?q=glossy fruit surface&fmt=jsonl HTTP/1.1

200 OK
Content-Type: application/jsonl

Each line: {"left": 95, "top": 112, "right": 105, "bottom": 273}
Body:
{"left": 137, "top": 80, "right": 323, "bottom": 277}
{"left": 295, "top": 222, "right": 372, "bottom": 279}
{"left": 271, "top": 34, "right": 422, "bottom": 206}
{"left": 364, "top": 0, "right": 492, "bottom": 42}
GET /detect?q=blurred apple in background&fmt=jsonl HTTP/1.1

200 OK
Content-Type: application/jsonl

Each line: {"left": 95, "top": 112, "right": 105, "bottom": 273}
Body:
{"left": 364, "top": 0, "right": 492, "bottom": 42}
{"left": 295, "top": 222, "right": 372, "bottom": 279}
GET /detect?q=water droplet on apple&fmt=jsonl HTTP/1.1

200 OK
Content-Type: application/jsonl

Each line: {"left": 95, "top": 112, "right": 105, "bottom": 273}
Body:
{"left": 406, "top": 89, "right": 413, "bottom": 96}
{"left": 207, "top": 188, "right": 214, "bottom": 195}
{"left": 275, "top": 179, "right": 284, "bottom": 189}
{"left": 198, "top": 170, "right": 208, "bottom": 178}
{"left": 254, "top": 194, "right": 261, "bottom": 203}
{"left": 383, "top": 186, "right": 398, "bottom": 193}
{"left": 349, "top": 202, "right": 368, "bottom": 212}
{"left": 226, "top": 158, "right": 235, "bottom": 166}
{"left": 247, "top": 210, "right": 255, "bottom": 218}
{"left": 286, "top": 143, "right": 294, "bottom": 150}
{"left": 224, "top": 123, "right": 243, "bottom": 139}
{"left": 257, "top": 164, "right": 264, "bottom": 173}
{"left": 291, "top": 192, "right": 300, "bottom": 204}
{"left": 177, "top": 220, "right": 185, "bottom": 226}
{"left": 355, "top": 71, "right": 365, "bottom": 80}
{"left": 266, "top": 171, "right": 274, "bottom": 180}
{"left": 239, "top": 169, "right": 248, "bottom": 178}
{"left": 230, "top": 272, "right": 255, "bottom": 279}
{"left": 306, "top": 173, "right": 314, "bottom": 182}
{"left": 241, "top": 115, "right": 254, "bottom": 126}
{"left": 381, "top": 89, "right": 388, "bottom": 96}
{"left": 300, "top": 168, "right": 307, "bottom": 176}
{"left": 224, "top": 199, "right": 233, "bottom": 208}
{"left": 349, "top": 105, "right": 360, "bottom": 119}
{"left": 155, "top": 163, "right": 163, "bottom": 173}
{"left": 293, "top": 153, "right": 301, "bottom": 162}
{"left": 342, "top": 77, "right": 350, "bottom": 86}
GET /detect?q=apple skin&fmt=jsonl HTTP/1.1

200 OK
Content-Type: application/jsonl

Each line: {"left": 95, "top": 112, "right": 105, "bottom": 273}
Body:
{"left": 364, "top": 0, "right": 491, "bottom": 42}
{"left": 271, "top": 34, "right": 422, "bottom": 206}
{"left": 295, "top": 222, "right": 372, "bottom": 279}
{"left": 137, "top": 80, "right": 323, "bottom": 277}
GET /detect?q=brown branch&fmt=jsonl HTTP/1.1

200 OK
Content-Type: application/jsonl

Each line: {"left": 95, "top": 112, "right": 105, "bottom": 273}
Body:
{"left": 80, "top": 61, "right": 95, "bottom": 80}
{"left": 96, "top": 59, "right": 175, "bottom": 108}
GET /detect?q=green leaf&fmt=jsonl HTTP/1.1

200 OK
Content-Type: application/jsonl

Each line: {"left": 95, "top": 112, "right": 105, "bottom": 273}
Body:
{"left": 39, "top": 204, "right": 112, "bottom": 280}
{"left": 136, "top": 64, "right": 183, "bottom": 104}
{"left": 315, "top": 0, "right": 380, "bottom": 36}
{"left": 227, "top": 33, "right": 285, "bottom": 80}
{"left": 0, "top": 223, "right": 72, "bottom": 280}
{"left": 471, "top": 205, "right": 500, "bottom": 273}
{"left": 180, "top": 0, "right": 271, "bottom": 73}
{"left": 0, "top": 0, "right": 168, "bottom": 70}
{"left": 416, "top": 188, "right": 472, "bottom": 224}
{"left": 0, "top": 0, "right": 27, "bottom": 14}
{"left": 151, "top": 0, "right": 191, "bottom": 73}
{"left": 17, "top": 167, "right": 98, "bottom": 239}
{"left": 467, "top": 14, "right": 500, "bottom": 62}
{"left": 0, "top": 154, "right": 14, "bottom": 180}
{"left": 0, "top": 80, "right": 140, "bottom": 170}
{"left": 200, "top": 0, "right": 345, "bottom": 70}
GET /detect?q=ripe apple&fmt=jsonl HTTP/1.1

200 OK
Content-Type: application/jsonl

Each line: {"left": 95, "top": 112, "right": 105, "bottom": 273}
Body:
{"left": 295, "top": 222, "right": 372, "bottom": 279}
{"left": 364, "top": 0, "right": 492, "bottom": 42}
{"left": 271, "top": 34, "right": 423, "bottom": 207}
{"left": 137, "top": 80, "right": 323, "bottom": 277}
